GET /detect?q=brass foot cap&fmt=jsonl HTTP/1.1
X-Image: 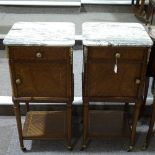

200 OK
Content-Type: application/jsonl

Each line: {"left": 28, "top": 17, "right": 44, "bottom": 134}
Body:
{"left": 142, "top": 142, "right": 148, "bottom": 150}
{"left": 80, "top": 145, "right": 87, "bottom": 151}
{"left": 127, "top": 146, "right": 133, "bottom": 152}
{"left": 21, "top": 147, "right": 26, "bottom": 152}
{"left": 67, "top": 146, "right": 73, "bottom": 151}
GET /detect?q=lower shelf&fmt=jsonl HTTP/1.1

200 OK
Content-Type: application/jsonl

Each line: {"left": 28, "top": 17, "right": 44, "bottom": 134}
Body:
{"left": 23, "top": 111, "right": 66, "bottom": 139}
{"left": 89, "top": 110, "right": 131, "bottom": 138}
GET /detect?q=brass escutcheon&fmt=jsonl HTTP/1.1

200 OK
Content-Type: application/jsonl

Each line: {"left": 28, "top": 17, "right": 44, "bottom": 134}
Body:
{"left": 36, "top": 52, "right": 42, "bottom": 58}
{"left": 16, "top": 79, "right": 21, "bottom": 85}
{"left": 135, "top": 79, "right": 141, "bottom": 84}
{"left": 115, "top": 53, "right": 121, "bottom": 58}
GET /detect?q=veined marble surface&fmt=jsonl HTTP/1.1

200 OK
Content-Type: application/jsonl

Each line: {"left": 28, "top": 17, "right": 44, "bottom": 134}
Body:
{"left": 82, "top": 22, "right": 153, "bottom": 47}
{"left": 3, "top": 22, "right": 75, "bottom": 46}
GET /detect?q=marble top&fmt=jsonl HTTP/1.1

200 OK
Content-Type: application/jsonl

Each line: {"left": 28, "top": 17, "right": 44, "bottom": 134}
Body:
{"left": 82, "top": 22, "right": 153, "bottom": 47}
{"left": 3, "top": 22, "right": 75, "bottom": 46}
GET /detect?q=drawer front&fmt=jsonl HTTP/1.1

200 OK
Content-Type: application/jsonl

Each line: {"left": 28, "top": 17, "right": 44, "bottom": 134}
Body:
{"left": 88, "top": 62, "right": 142, "bottom": 97}
{"left": 9, "top": 46, "right": 69, "bottom": 60}
{"left": 88, "top": 47, "right": 146, "bottom": 61}
{"left": 12, "top": 62, "right": 68, "bottom": 97}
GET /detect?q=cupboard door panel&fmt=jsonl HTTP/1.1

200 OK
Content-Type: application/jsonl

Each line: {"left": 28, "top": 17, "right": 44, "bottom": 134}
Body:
{"left": 88, "top": 62, "right": 142, "bottom": 97}
{"left": 13, "top": 62, "right": 67, "bottom": 97}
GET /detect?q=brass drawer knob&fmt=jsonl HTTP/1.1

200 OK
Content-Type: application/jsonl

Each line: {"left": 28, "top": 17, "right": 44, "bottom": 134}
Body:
{"left": 115, "top": 53, "right": 121, "bottom": 58}
{"left": 135, "top": 79, "right": 141, "bottom": 84}
{"left": 16, "top": 79, "right": 21, "bottom": 85}
{"left": 36, "top": 52, "right": 42, "bottom": 58}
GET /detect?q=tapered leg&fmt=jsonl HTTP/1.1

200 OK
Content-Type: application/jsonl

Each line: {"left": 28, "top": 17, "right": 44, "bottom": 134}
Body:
{"left": 131, "top": 0, "right": 134, "bottom": 5}
{"left": 134, "top": 0, "right": 146, "bottom": 21}
{"left": 122, "top": 103, "right": 129, "bottom": 132}
{"left": 14, "top": 101, "right": 26, "bottom": 151}
{"left": 144, "top": 95, "right": 155, "bottom": 148}
{"left": 150, "top": 8, "right": 155, "bottom": 25}
{"left": 136, "top": 0, "right": 140, "bottom": 6}
{"left": 140, "top": 77, "right": 150, "bottom": 117}
{"left": 66, "top": 102, "right": 72, "bottom": 150}
{"left": 151, "top": 79, "right": 155, "bottom": 94}
{"left": 82, "top": 99, "right": 89, "bottom": 149}
{"left": 124, "top": 102, "right": 129, "bottom": 112}
{"left": 138, "top": 0, "right": 145, "bottom": 15}
{"left": 128, "top": 100, "right": 142, "bottom": 151}
{"left": 145, "top": 2, "right": 153, "bottom": 24}
{"left": 25, "top": 101, "right": 30, "bottom": 112}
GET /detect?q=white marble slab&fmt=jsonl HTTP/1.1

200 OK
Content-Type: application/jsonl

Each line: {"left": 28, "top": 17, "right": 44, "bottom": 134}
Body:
{"left": 82, "top": 22, "right": 153, "bottom": 47}
{"left": 3, "top": 22, "right": 75, "bottom": 46}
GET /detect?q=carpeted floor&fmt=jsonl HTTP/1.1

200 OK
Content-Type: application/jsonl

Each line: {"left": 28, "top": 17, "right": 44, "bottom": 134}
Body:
{"left": 0, "top": 115, "right": 155, "bottom": 155}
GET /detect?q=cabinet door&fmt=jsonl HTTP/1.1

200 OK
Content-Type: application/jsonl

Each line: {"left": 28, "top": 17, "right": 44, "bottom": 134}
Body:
{"left": 12, "top": 62, "right": 68, "bottom": 97}
{"left": 88, "top": 62, "right": 142, "bottom": 97}
{"left": 86, "top": 47, "right": 147, "bottom": 98}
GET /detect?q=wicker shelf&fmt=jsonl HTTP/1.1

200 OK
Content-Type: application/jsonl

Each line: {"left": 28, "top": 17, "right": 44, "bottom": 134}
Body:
{"left": 23, "top": 111, "right": 66, "bottom": 140}
{"left": 89, "top": 110, "right": 131, "bottom": 138}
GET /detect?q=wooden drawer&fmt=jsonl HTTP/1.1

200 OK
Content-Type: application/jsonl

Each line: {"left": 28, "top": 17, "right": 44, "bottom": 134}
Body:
{"left": 88, "top": 46, "right": 146, "bottom": 61}
{"left": 9, "top": 46, "right": 69, "bottom": 60}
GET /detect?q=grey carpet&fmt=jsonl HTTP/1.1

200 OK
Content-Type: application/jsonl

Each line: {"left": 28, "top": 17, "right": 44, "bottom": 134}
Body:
{"left": 0, "top": 116, "right": 154, "bottom": 155}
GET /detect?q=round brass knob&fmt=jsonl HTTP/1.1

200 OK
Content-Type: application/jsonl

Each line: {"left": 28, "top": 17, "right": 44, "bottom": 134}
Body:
{"left": 135, "top": 79, "right": 141, "bottom": 84}
{"left": 115, "top": 53, "right": 121, "bottom": 58}
{"left": 16, "top": 79, "right": 21, "bottom": 85}
{"left": 36, "top": 52, "right": 42, "bottom": 58}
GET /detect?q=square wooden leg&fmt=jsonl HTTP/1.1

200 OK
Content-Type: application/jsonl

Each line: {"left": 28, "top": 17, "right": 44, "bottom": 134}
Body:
{"left": 14, "top": 101, "right": 26, "bottom": 151}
